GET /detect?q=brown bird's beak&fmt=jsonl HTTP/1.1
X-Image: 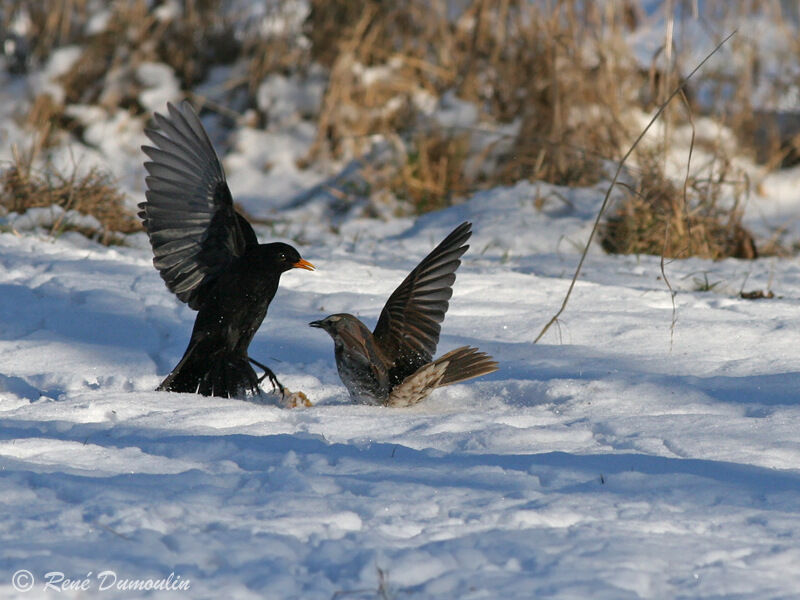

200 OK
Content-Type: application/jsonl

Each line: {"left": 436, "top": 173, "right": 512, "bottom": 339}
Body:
{"left": 309, "top": 320, "right": 324, "bottom": 329}
{"left": 292, "top": 258, "right": 315, "bottom": 271}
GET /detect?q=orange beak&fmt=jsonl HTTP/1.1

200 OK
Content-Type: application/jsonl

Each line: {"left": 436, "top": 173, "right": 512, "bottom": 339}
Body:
{"left": 292, "top": 258, "right": 315, "bottom": 271}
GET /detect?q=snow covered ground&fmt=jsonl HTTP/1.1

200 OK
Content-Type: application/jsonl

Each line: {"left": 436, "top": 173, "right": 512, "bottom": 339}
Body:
{"left": 2, "top": 173, "right": 800, "bottom": 598}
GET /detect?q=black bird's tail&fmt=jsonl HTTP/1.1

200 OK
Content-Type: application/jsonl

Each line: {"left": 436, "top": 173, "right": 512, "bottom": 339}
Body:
{"left": 157, "top": 340, "right": 260, "bottom": 398}
{"left": 386, "top": 346, "right": 498, "bottom": 407}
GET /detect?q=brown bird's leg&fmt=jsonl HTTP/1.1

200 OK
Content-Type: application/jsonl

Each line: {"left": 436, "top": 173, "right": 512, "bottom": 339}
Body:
{"left": 248, "top": 357, "right": 285, "bottom": 395}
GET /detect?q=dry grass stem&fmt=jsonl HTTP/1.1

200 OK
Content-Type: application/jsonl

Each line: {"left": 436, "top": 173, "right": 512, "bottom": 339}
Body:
{"left": 533, "top": 30, "right": 737, "bottom": 345}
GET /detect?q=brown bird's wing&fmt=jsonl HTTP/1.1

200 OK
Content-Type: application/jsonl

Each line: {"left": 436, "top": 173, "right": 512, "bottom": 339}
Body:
{"left": 373, "top": 222, "right": 471, "bottom": 385}
{"left": 335, "top": 320, "right": 392, "bottom": 400}
{"left": 139, "top": 101, "right": 257, "bottom": 310}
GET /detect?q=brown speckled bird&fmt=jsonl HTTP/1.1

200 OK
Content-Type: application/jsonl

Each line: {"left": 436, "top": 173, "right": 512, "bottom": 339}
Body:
{"left": 310, "top": 222, "right": 497, "bottom": 407}
{"left": 139, "top": 101, "right": 314, "bottom": 398}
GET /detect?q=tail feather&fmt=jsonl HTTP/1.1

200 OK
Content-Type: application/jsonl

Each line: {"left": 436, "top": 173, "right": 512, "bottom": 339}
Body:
{"left": 437, "top": 346, "right": 499, "bottom": 387}
{"left": 157, "top": 341, "right": 259, "bottom": 398}
{"left": 385, "top": 345, "right": 498, "bottom": 407}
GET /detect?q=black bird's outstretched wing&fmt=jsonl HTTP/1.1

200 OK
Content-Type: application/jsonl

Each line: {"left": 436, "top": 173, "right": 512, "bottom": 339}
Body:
{"left": 373, "top": 222, "right": 472, "bottom": 384}
{"left": 139, "top": 101, "right": 257, "bottom": 310}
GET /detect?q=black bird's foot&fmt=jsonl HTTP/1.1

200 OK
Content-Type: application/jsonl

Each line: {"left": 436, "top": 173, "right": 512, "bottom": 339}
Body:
{"left": 248, "top": 356, "right": 285, "bottom": 396}
{"left": 248, "top": 357, "right": 311, "bottom": 407}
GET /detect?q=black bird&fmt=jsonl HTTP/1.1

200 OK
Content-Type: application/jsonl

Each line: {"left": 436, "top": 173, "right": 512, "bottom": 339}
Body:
{"left": 310, "top": 222, "right": 497, "bottom": 407}
{"left": 139, "top": 101, "right": 315, "bottom": 398}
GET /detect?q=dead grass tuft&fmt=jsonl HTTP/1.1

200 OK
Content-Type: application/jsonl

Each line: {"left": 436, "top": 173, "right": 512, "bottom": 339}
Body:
{"left": 600, "top": 149, "right": 757, "bottom": 260}
{"left": 0, "top": 150, "right": 140, "bottom": 245}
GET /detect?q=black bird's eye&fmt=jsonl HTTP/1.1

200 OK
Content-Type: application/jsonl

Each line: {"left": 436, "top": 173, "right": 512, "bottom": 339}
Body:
{"left": 279, "top": 253, "right": 286, "bottom": 261}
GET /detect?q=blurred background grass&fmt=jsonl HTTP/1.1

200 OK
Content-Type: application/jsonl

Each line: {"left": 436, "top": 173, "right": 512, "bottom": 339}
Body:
{"left": 1, "top": 0, "right": 798, "bottom": 256}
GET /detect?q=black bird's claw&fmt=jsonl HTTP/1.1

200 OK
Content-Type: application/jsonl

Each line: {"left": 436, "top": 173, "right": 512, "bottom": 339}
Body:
{"left": 248, "top": 356, "right": 285, "bottom": 396}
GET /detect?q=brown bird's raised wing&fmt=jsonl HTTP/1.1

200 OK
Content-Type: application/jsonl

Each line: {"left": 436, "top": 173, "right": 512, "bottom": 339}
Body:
{"left": 139, "top": 101, "right": 257, "bottom": 310}
{"left": 372, "top": 221, "right": 472, "bottom": 385}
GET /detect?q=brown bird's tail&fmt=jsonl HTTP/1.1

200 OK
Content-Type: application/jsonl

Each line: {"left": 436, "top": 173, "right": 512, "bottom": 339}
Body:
{"left": 386, "top": 346, "right": 498, "bottom": 407}
{"left": 436, "top": 346, "right": 499, "bottom": 387}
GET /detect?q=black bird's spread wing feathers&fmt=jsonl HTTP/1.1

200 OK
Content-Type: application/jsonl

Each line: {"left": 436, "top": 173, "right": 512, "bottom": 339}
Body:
{"left": 139, "top": 101, "right": 256, "bottom": 309}
{"left": 373, "top": 222, "right": 472, "bottom": 383}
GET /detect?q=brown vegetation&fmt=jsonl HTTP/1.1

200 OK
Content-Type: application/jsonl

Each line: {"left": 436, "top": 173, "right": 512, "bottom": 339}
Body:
{"left": 0, "top": 151, "right": 140, "bottom": 245}
{"left": 4, "top": 1, "right": 795, "bottom": 255}
{"left": 600, "top": 150, "right": 756, "bottom": 260}
{"left": 305, "top": 1, "right": 644, "bottom": 202}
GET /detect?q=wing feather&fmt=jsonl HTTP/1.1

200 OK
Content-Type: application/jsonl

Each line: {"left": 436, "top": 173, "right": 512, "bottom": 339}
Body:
{"left": 373, "top": 222, "right": 472, "bottom": 384}
{"left": 139, "top": 100, "right": 258, "bottom": 309}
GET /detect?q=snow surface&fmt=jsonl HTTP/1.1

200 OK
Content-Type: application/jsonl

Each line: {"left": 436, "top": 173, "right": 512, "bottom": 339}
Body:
{"left": 2, "top": 176, "right": 800, "bottom": 598}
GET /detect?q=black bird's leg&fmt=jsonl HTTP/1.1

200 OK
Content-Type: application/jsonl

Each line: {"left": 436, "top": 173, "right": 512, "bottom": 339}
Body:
{"left": 248, "top": 356, "right": 285, "bottom": 395}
